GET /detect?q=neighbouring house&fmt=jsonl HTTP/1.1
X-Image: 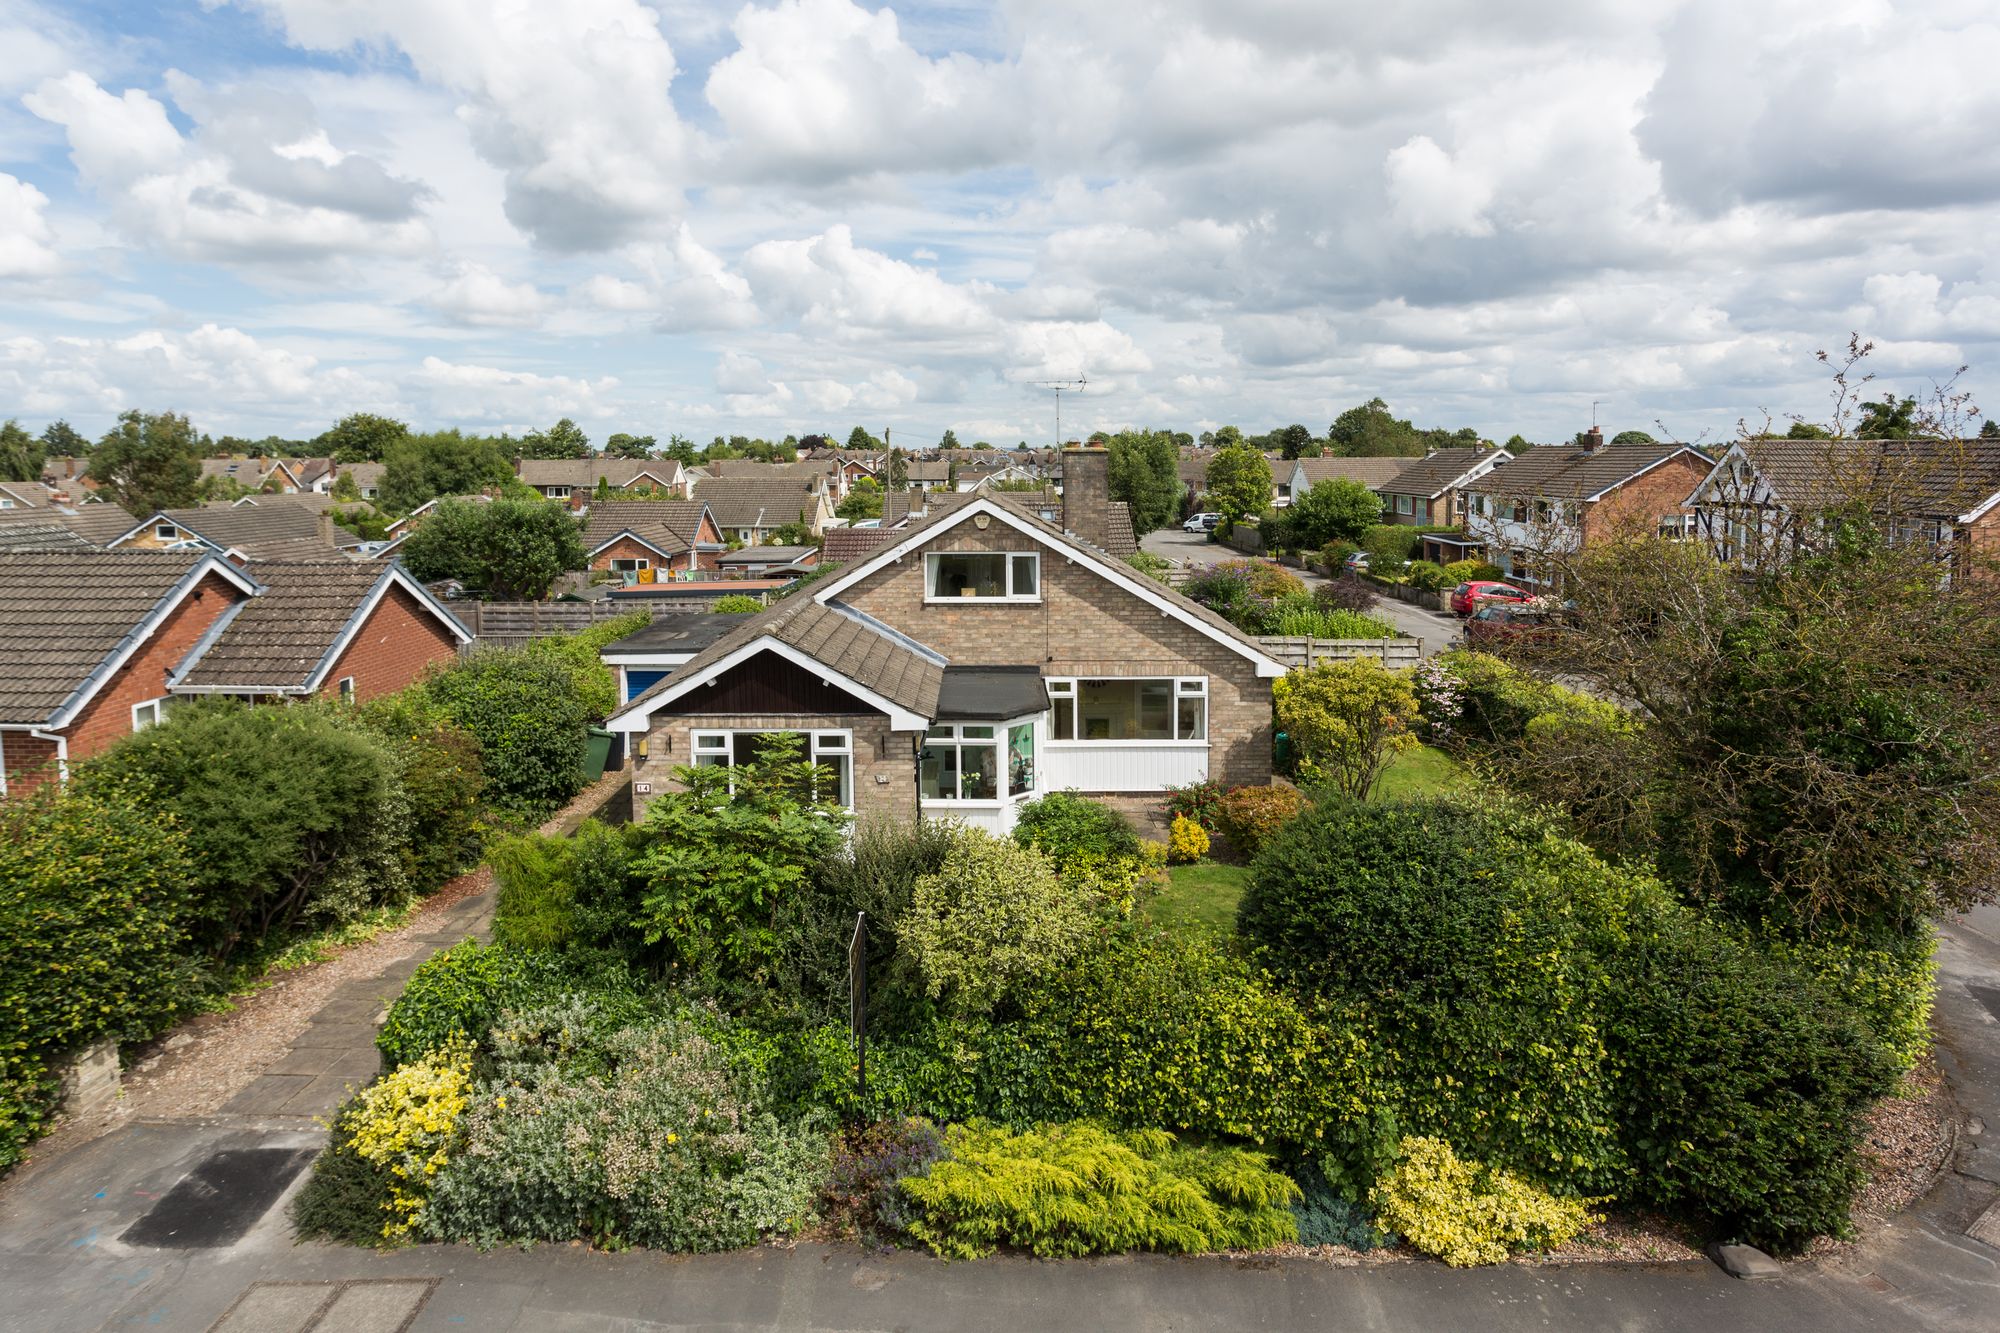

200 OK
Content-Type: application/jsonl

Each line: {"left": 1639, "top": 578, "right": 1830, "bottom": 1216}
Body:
{"left": 295, "top": 458, "right": 337, "bottom": 492}
{"left": 38, "top": 456, "right": 97, "bottom": 500}
{"left": 1686, "top": 437, "right": 2000, "bottom": 576}
{"left": 580, "top": 500, "right": 725, "bottom": 579}
{"left": 111, "top": 504, "right": 366, "bottom": 563}
{"left": 0, "top": 550, "right": 468, "bottom": 794}
{"left": 199, "top": 456, "right": 304, "bottom": 494}
{"left": 1274, "top": 455, "right": 1412, "bottom": 508}
{"left": 965, "top": 461, "right": 1043, "bottom": 491}
{"left": 716, "top": 545, "right": 820, "bottom": 577}
{"left": 337, "top": 463, "right": 387, "bottom": 501}
{"left": 0, "top": 502, "right": 141, "bottom": 548}
{"left": 692, "top": 477, "right": 838, "bottom": 541}
{"left": 1461, "top": 428, "right": 1711, "bottom": 587}
{"left": 598, "top": 614, "right": 741, "bottom": 704}
{"left": 823, "top": 526, "right": 894, "bottom": 565}
{"left": 608, "top": 450, "right": 1283, "bottom": 833}
{"left": 0, "top": 481, "right": 59, "bottom": 509}
{"left": 518, "top": 458, "right": 692, "bottom": 507}
{"left": 1373, "top": 447, "right": 1511, "bottom": 527}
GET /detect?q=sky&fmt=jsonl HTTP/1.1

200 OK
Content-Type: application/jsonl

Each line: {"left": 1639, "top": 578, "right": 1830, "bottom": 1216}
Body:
{"left": 1, "top": 0, "right": 1997, "bottom": 448}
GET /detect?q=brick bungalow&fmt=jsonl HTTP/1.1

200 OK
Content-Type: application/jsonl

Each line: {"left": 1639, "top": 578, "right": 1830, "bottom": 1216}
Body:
{"left": 1374, "top": 446, "right": 1512, "bottom": 527}
{"left": 110, "top": 503, "right": 367, "bottom": 562}
{"left": 581, "top": 501, "right": 725, "bottom": 579}
{"left": 0, "top": 552, "right": 466, "bottom": 794}
{"left": 608, "top": 450, "right": 1285, "bottom": 834}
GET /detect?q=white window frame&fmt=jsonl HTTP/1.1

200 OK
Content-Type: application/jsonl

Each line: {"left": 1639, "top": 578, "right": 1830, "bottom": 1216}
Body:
{"left": 154, "top": 523, "right": 179, "bottom": 542}
{"left": 132, "top": 697, "right": 167, "bottom": 732}
{"left": 609, "top": 556, "right": 651, "bottom": 573}
{"left": 1044, "top": 677, "right": 1208, "bottom": 746}
{"left": 1396, "top": 495, "right": 1414, "bottom": 515}
{"left": 337, "top": 676, "right": 356, "bottom": 704}
{"left": 923, "top": 550, "right": 1041, "bottom": 603}
{"left": 545, "top": 485, "right": 572, "bottom": 499}
{"left": 688, "top": 728, "right": 854, "bottom": 809}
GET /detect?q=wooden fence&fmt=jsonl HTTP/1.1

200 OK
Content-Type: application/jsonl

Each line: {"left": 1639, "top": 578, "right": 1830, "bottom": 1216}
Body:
{"left": 1255, "top": 636, "right": 1424, "bottom": 669}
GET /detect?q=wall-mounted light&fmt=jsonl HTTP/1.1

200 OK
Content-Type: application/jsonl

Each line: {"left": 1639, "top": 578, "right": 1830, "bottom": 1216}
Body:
{"left": 635, "top": 736, "right": 650, "bottom": 762}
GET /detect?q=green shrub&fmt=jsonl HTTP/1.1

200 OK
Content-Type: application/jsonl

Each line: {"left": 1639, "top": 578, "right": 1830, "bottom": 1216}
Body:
{"left": 376, "top": 941, "right": 634, "bottom": 1065}
{"left": 1361, "top": 525, "right": 1419, "bottom": 576}
{"left": 1403, "top": 559, "right": 1452, "bottom": 592}
{"left": 490, "top": 832, "right": 578, "bottom": 952}
{"left": 1603, "top": 904, "right": 1897, "bottom": 1253}
{"left": 1428, "top": 650, "right": 1567, "bottom": 747}
{"left": 1162, "top": 780, "right": 1224, "bottom": 832}
{"left": 1214, "top": 784, "right": 1307, "bottom": 859}
{"left": 1290, "top": 1158, "right": 1395, "bottom": 1250}
{"left": 414, "top": 647, "right": 592, "bottom": 822}
{"left": 1764, "top": 926, "right": 1935, "bottom": 1075}
{"left": 1012, "top": 790, "right": 1139, "bottom": 866}
{"left": 423, "top": 1016, "right": 829, "bottom": 1251}
{"left": 1370, "top": 1136, "right": 1599, "bottom": 1267}
{"left": 824, "top": 1117, "right": 949, "bottom": 1245}
{"left": 1122, "top": 550, "right": 1172, "bottom": 581}
{"left": 79, "top": 698, "right": 398, "bottom": 957}
{"left": 898, "top": 1122, "right": 1300, "bottom": 1259}
{"left": 1444, "top": 558, "right": 1505, "bottom": 583}
{"left": 1320, "top": 541, "right": 1359, "bottom": 572}
{"left": 522, "top": 612, "right": 647, "bottom": 722}
{"left": 712, "top": 594, "right": 765, "bottom": 613}
{"left": 0, "top": 779, "right": 194, "bottom": 1171}
{"left": 356, "top": 699, "right": 486, "bottom": 889}
{"left": 1272, "top": 658, "right": 1418, "bottom": 798}
{"left": 1269, "top": 598, "right": 1396, "bottom": 638}
{"left": 291, "top": 1112, "right": 401, "bottom": 1247}
{"left": 900, "top": 831, "right": 1096, "bottom": 1017}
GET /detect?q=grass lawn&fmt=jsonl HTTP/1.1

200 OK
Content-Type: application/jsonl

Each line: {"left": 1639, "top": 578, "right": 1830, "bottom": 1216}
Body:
{"left": 1370, "top": 744, "right": 1465, "bottom": 802}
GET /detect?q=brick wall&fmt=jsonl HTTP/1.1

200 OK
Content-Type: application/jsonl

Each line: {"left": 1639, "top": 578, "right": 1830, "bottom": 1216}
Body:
{"left": 1579, "top": 454, "right": 1710, "bottom": 547}
{"left": 591, "top": 534, "right": 693, "bottom": 575}
{"left": 62, "top": 570, "right": 244, "bottom": 764}
{"left": 838, "top": 523, "right": 1274, "bottom": 787}
{"left": 319, "top": 583, "right": 462, "bottom": 704}
{"left": 1, "top": 733, "right": 61, "bottom": 797}
{"left": 632, "top": 710, "right": 912, "bottom": 824}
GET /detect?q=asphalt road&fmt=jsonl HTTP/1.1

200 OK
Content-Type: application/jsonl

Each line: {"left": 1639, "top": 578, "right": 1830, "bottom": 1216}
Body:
{"left": 1141, "top": 526, "right": 1462, "bottom": 655}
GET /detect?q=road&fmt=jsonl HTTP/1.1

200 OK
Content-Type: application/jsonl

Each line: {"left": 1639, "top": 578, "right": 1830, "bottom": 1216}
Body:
{"left": 1141, "top": 526, "right": 1462, "bottom": 655}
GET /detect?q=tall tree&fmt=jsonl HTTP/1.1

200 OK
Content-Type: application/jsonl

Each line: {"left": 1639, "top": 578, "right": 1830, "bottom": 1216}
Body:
{"left": 664, "top": 433, "right": 698, "bottom": 465}
{"left": 399, "top": 498, "right": 586, "bottom": 600}
{"left": 1980, "top": 419, "right": 1999, "bottom": 439}
{"left": 318, "top": 412, "right": 409, "bottom": 463}
{"left": 1287, "top": 477, "right": 1383, "bottom": 548}
{"left": 1856, "top": 396, "right": 1919, "bottom": 439}
{"left": 939, "top": 428, "right": 960, "bottom": 450}
{"left": 88, "top": 410, "right": 203, "bottom": 513}
{"left": 521, "top": 418, "right": 591, "bottom": 459}
{"left": 888, "top": 446, "right": 909, "bottom": 491}
{"left": 1271, "top": 423, "right": 1318, "bottom": 460}
{"left": 39, "top": 419, "right": 88, "bottom": 458}
{"left": 0, "top": 419, "right": 43, "bottom": 482}
{"left": 379, "top": 431, "right": 514, "bottom": 514}
{"left": 1327, "top": 398, "right": 1426, "bottom": 457}
{"left": 1205, "top": 443, "right": 1273, "bottom": 520}
{"left": 1611, "top": 430, "right": 1655, "bottom": 445}
{"left": 847, "top": 425, "right": 881, "bottom": 452}
{"left": 603, "top": 433, "right": 656, "bottom": 459}
{"left": 1105, "top": 429, "right": 1183, "bottom": 535}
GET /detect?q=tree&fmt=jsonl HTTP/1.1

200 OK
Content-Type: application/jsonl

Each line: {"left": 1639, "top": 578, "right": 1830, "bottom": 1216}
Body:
{"left": 603, "top": 433, "right": 656, "bottom": 459}
{"left": 665, "top": 433, "right": 698, "bottom": 465}
{"left": 939, "top": 428, "right": 960, "bottom": 450}
{"left": 1328, "top": 398, "right": 1427, "bottom": 458}
{"left": 1287, "top": 477, "right": 1383, "bottom": 549}
{"left": 1785, "top": 421, "right": 1834, "bottom": 440}
{"left": 379, "top": 432, "right": 514, "bottom": 513}
{"left": 888, "top": 447, "right": 909, "bottom": 491}
{"left": 1857, "top": 396, "right": 1919, "bottom": 439}
{"left": 400, "top": 498, "right": 585, "bottom": 600}
{"left": 88, "top": 410, "right": 203, "bottom": 513}
{"left": 1272, "top": 658, "right": 1419, "bottom": 799}
{"left": 766, "top": 519, "right": 815, "bottom": 547}
{"left": 1503, "top": 434, "right": 1531, "bottom": 450}
{"left": 318, "top": 413, "right": 409, "bottom": 463}
{"left": 836, "top": 483, "right": 883, "bottom": 521}
{"left": 1610, "top": 430, "right": 1655, "bottom": 445}
{"left": 521, "top": 417, "right": 590, "bottom": 459}
{"left": 330, "top": 469, "right": 362, "bottom": 502}
{"left": 945, "top": 459, "right": 960, "bottom": 491}
{"left": 1205, "top": 444, "right": 1273, "bottom": 520}
{"left": 1271, "top": 423, "right": 1317, "bottom": 460}
{"left": 848, "top": 425, "right": 881, "bottom": 452}
{"left": 0, "top": 420, "right": 42, "bottom": 482}
{"left": 1105, "top": 429, "right": 1183, "bottom": 535}
{"left": 1981, "top": 419, "right": 2000, "bottom": 439}
{"left": 39, "top": 419, "right": 87, "bottom": 457}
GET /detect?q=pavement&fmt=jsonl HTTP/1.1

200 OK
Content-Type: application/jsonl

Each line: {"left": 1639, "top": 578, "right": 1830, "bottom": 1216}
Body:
{"left": 2, "top": 814, "right": 1998, "bottom": 1332}
{"left": 1140, "top": 526, "right": 1462, "bottom": 655}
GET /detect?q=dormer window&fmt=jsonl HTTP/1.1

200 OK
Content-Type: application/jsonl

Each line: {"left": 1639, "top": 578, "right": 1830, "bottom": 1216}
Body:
{"left": 925, "top": 551, "right": 1039, "bottom": 602}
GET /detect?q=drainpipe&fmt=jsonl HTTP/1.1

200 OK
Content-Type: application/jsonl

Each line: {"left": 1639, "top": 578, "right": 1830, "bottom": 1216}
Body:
{"left": 29, "top": 728, "right": 69, "bottom": 783}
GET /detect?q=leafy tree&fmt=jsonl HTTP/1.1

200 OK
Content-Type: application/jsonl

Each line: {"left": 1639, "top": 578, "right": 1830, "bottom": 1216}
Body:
{"left": 330, "top": 469, "right": 362, "bottom": 502}
{"left": 380, "top": 431, "right": 513, "bottom": 513}
{"left": 946, "top": 459, "right": 960, "bottom": 490}
{"left": 1210, "top": 425, "right": 1245, "bottom": 449}
{"left": 665, "top": 433, "right": 699, "bottom": 465}
{"left": 521, "top": 417, "right": 591, "bottom": 459}
{"left": 1856, "top": 396, "right": 1919, "bottom": 439}
{"left": 603, "top": 432, "right": 656, "bottom": 459}
{"left": 1981, "top": 419, "right": 1999, "bottom": 439}
{"left": 901, "top": 829, "right": 1095, "bottom": 1017}
{"left": 1786, "top": 421, "right": 1834, "bottom": 440}
{"left": 1205, "top": 444, "right": 1273, "bottom": 520}
{"left": 400, "top": 498, "right": 586, "bottom": 600}
{"left": 837, "top": 477, "right": 883, "bottom": 520}
{"left": 888, "top": 446, "right": 909, "bottom": 491}
{"left": 1328, "top": 398, "right": 1425, "bottom": 457}
{"left": 1503, "top": 433, "right": 1531, "bottom": 450}
{"left": 334, "top": 504, "right": 392, "bottom": 541}
{"left": 0, "top": 420, "right": 41, "bottom": 482}
{"left": 1610, "top": 430, "right": 1655, "bottom": 445}
{"left": 1287, "top": 477, "right": 1382, "bottom": 549}
{"left": 939, "top": 428, "right": 960, "bottom": 450}
{"left": 39, "top": 419, "right": 87, "bottom": 458}
{"left": 88, "top": 410, "right": 203, "bottom": 513}
{"left": 1105, "top": 429, "right": 1184, "bottom": 535}
{"left": 319, "top": 412, "right": 409, "bottom": 463}
{"left": 414, "top": 650, "right": 590, "bottom": 820}
{"left": 1271, "top": 658, "right": 1419, "bottom": 798}
{"left": 765, "top": 519, "right": 816, "bottom": 547}
{"left": 847, "top": 425, "right": 881, "bottom": 452}
{"left": 1271, "top": 423, "right": 1318, "bottom": 460}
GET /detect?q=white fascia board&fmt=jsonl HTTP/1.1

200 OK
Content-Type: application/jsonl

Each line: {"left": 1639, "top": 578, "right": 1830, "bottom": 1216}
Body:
{"left": 606, "top": 635, "right": 930, "bottom": 734}
{"left": 587, "top": 528, "right": 679, "bottom": 561}
{"left": 807, "top": 497, "right": 1291, "bottom": 678}
{"left": 1683, "top": 444, "right": 1745, "bottom": 508}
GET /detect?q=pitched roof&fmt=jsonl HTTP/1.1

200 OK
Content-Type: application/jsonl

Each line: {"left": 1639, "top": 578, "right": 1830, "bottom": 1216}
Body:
{"left": 1292, "top": 455, "right": 1413, "bottom": 489}
{"left": 1376, "top": 447, "right": 1508, "bottom": 498}
{"left": 0, "top": 516, "right": 97, "bottom": 552}
{"left": 823, "top": 526, "right": 894, "bottom": 563}
{"left": 882, "top": 489, "right": 973, "bottom": 526}
{"left": 1103, "top": 501, "right": 1138, "bottom": 557}
{"left": 581, "top": 500, "right": 712, "bottom": 556}
{"left": 0, "top": 550, "right": 247, "bottom": 725}
{"left": 171, "top": 562, "right": 465, "bottom": 692}
{"left": 0, "top": 481, "right": 59, "bottom": 507}
{"left": 1464, "top": 441, "right": 1704, "bottom": 501}
{"left": 515, "top": 458, "right": 687, "bottom": 488}
{"left": 198, "top": 457, "right": 297, "bottom": 487}
{"left": 1716, "top": 438, "right": 2000, "bottom": 518}
{"left": 692, "top": 478, "right": 827, "bottom": 528}
{"left": 0, "top": 502, "right": 139, "bottom": 547}
{"left": 138, "top": 504, "right": 364, "bottom": 558}
{"left": 701, "top": 458, "right": 829, "bottom": 482}
{"left": 717, "top": 544, "right": 817, "bottom": 564}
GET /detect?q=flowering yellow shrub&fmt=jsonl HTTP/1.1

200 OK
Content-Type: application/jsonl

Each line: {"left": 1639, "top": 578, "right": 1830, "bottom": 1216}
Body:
{"left": 340, "top": 1037, "right": 474, "bottom": 1241}
{"left": 1370, "top": 1136, "right": 1599, "bottom": 1267}
{"left": 1167, "top": 815, "right": 1210, "bottom": 864}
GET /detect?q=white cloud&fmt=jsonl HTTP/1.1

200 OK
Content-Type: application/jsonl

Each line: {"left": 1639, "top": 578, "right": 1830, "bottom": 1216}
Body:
{"left": 0, "top": 173, "right": 62, "bottom": 279}
{"left": 408, "top": 355, "right": 619, "bottom": 421}
{"left": 427, "top": 263, "right": 548, "bottom": 327}
{"left": 1384, "top": 136, "right": 1493, "bottom": 239}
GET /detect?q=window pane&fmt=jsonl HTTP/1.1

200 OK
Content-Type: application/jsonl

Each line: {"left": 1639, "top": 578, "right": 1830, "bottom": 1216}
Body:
{"left": 958, "top": 745, "right": 997, "bottom": 799}
{"left": 695, "top": 734, "right": 729, "bottom": 751}
{"left": 961, "top": 725, "right": 994, "bottom": 739}
{"left": 1137, "top": 682, "right": 1172, "bottom": 739}
{"left": 1011, "top": 554, "right": 1038, "bottom": 596}
{"left": 814, "top": 732, "right": 849, "bottom": 752}
{"left": 1008, "top": 724, "right": 1035, "bottom": 794}
{"left": 1177, "top": 693, "right": 1206, "bottom": 740}
{"left": 931, "top": 552, "right": 1008, "bottom": 598}
{"left": 919, "top": 744, "right": 958, "bottom": 800}
{"left": 1071, "top": 679, "right": 1181, "bottom": 741}
{"left": 1053, "top": 697, "right": 1075, "bottom": 740}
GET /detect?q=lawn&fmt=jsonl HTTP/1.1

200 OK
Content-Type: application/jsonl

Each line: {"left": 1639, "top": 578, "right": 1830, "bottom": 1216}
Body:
{"left": 1141, "top": 746, "right": 1465, "bottom": 939}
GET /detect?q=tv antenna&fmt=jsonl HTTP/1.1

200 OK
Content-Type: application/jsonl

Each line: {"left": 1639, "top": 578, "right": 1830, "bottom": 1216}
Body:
{"left": 1038, "top": 376, "right": 1088, "bottom": 449}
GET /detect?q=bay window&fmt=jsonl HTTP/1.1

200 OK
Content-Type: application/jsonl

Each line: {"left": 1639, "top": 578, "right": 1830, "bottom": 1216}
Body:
{"left": 920, "top": 718, "right": 1039, "bottom": 803}
{"left": 690, "top": 729, "right": 852, "bottom": 808}
{"left": 1047, "top": 678, "right": 1207, "bottom": 743}
{"left": 925, "top": 551, "right": 1039, "bottom": 602}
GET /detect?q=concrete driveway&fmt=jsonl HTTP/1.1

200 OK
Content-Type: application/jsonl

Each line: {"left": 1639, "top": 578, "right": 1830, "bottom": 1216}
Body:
{"left": 1140, "top": 525, "right": 1462, "bottom": 655}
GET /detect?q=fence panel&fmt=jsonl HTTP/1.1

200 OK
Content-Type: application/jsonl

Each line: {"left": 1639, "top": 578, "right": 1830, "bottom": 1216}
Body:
{"left": 1255, "top": 636, "right": 1423, "bottom": 669}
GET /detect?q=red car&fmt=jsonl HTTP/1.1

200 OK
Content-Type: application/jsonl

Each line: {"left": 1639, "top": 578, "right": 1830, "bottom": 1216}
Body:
{"left": 1449, "top": 579, "right": 1530, "bottom": 616}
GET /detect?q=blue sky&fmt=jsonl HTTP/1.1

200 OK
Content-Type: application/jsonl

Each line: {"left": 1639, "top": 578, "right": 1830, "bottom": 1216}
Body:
{"left": 3, "top": 0, "right": 1998, "bottom": 447}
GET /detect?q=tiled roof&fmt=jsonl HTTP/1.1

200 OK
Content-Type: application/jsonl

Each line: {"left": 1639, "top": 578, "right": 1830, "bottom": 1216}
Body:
{"left": 882, "top": 490, "right": 973, "bottom": 526}
{"left": 701, "top": 459, "right": 829, "bottom": 482}
{"left": 147, "top": 504, "right": 363, "bottom": 558}
{"left": 718, "top": 544, "right": 817, "bottom": 564}
{"left": 1293, "top": 456, "right": 1413, "bottom": 488}
{"left": 692, "top": 479, "right": 826, "bottom": 528}
{"left": 198, "top": 457, "right": 297, "bottom": 487}
{"left": 621, "top": 597, "right": 944, "bottom": 720}
{"left": 1376, "top": 447, "right": 1507, "bottom": 498}
{"left": 1726, "top": 438, "right": 2000, "bottom": 517}
{"left": 0, "top": 550, "right": 218, "bottom": 724}
{"left": 0, "top": 516, "right": 97, "bottom": 552}
{"left": 516, "top": 458, "right": 686, "bottom": 488}
{"left": 823, "top": 527, "right": 893, "bottom": 563}
{"left": 0, "top": 503, "right": 138, "bottom": 547}
{"left": 581, "top": 500, "right": 711, "bottom": 555}
{"left": 1104, "top": 502, "right": 1137, "bottom": 557}
{"left": 0, "top": 481, "right": 59, "bottom": 506}
{"left": 339, "top": 463, "right": 386, "bottom": 489}
{"left": 173, "top": 562, "right": 414, "bottom": 691}
{"left": 1464, "top": 441, "right": 1702, "bottom": 501}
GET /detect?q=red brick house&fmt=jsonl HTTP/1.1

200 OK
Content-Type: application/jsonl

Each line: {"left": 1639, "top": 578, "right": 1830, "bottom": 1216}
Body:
{"left": 581, "top": 501, "right": 725, "bottom": 579}
{"left": 0, "top": 552, "right": 467, "bottom": 794}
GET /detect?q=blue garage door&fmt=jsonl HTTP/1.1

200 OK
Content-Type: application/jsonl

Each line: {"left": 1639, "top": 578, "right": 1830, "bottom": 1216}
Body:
{"left": 625, "top": 669, "right": 670, "bottom": 702}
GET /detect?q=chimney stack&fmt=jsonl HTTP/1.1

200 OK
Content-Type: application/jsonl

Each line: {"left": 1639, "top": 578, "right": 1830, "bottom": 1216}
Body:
{"left": 1580, "top": 425, "right": 1605, "bottom": 455}
{"left": 1060, "top": 445, "right": 1112, "bottom": 550}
